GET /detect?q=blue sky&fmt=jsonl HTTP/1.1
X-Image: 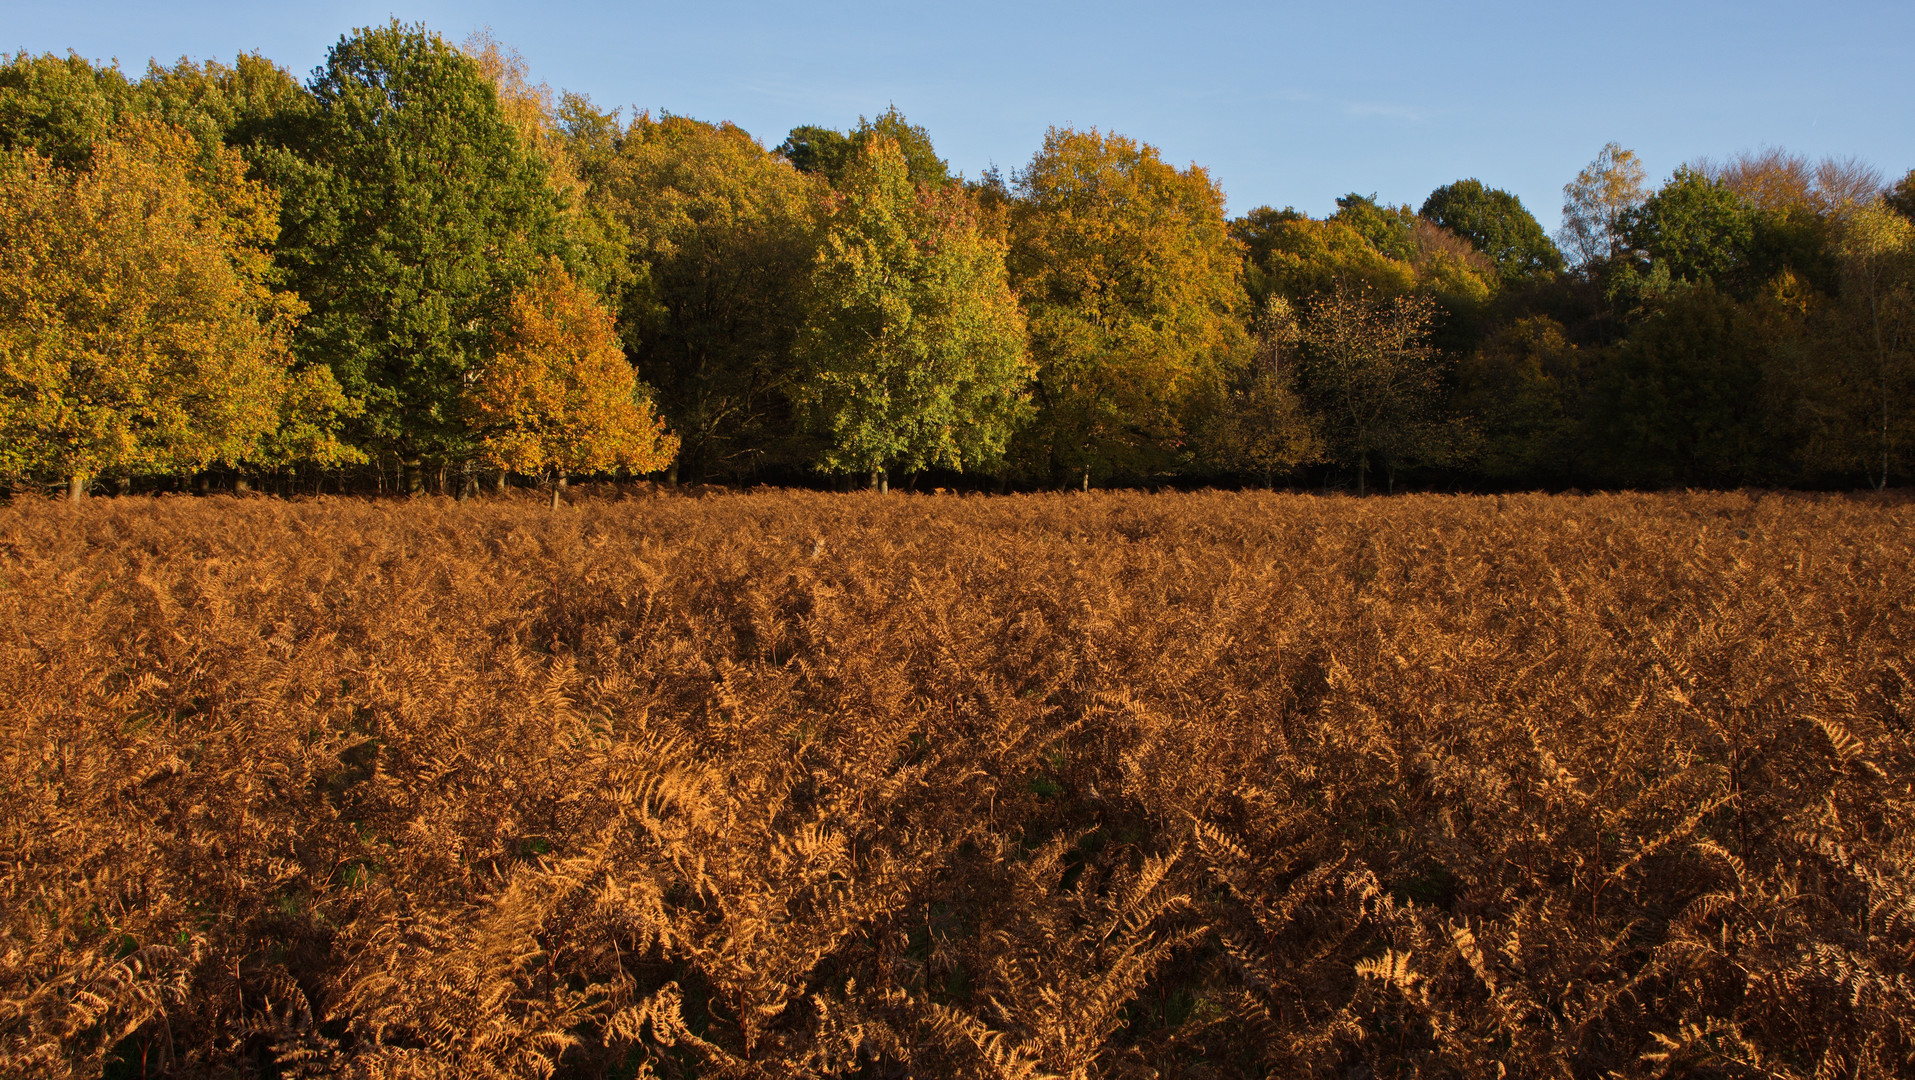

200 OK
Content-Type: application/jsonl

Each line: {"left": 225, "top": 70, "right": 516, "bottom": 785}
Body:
{"left": 13, "top": 2, "right": 1913, "bottom": 228}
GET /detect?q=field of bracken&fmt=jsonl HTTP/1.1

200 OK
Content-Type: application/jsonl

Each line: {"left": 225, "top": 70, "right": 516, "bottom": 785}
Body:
{"left": 3, "top": 489, "right": 1912, "bottom": 1079}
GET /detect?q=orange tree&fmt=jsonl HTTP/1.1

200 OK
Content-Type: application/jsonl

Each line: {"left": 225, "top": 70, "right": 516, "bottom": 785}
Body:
{"left": 464, "top": 259, "right": 677, "bottom": 500}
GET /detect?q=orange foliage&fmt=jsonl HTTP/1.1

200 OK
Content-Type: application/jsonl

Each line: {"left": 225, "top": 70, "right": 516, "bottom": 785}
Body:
{"left": 466, "top": 260, "right": 677, "bottom": 478}
{"left": 2, "top": 490, "right": 1911, "bottom": 1078}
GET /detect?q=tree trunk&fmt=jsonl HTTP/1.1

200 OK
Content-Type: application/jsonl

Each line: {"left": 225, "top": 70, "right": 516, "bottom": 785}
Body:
{"left": 68, "top": 474, "right": 88, "bottom": 501}
{"left": 666, "top": 460, "right": 679, "bottom": 487}
{"left": 551, "top": 471, "right": 567, "bottom": 510}
{"left": 1081, "top": 469, "right": 1091, "bottom": 492}
{"left": 457, "top": 464, "right": 477, "bottom": 502}
{"left": 234, "top": 474, "right": 252, "bottom": 495}
{"left": 403, "top": 461, "right": 424, "bottom": 497}
{"left": 869, "top": 467, "right": 887, "bottom": 493}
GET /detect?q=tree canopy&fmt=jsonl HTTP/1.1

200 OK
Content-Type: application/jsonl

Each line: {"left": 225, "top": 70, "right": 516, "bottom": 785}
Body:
{"left": 1008, "top": 126, "right": 1248, "bottom": 482}
{"left": 796, "top": 137, "right": 1030, "bottom": 486}
{"left": 778, "top": 105, "right": 949, "bottom": 189}
{"left": 1293, "top": 285, "right": 1451, "bottom": 494}
{"left": 1420, "top": 179, "right": 1564, "bottom": 283}
{"left": 598, "top": 113, "right": 820, "bottom": 480}
{"left": 1559, "top": 142, "right": 1647, "bottom": 270}
{"left": 0, "top": 119, "right": 344, "bottom": 493}
{"left": 1618, "top": 167, "right": 1759, "bottom": 294}
{"left": 466, "top": 259, "right": 677, "bottom": 483}
{"left": 5, "top": 25, "right": 1915, "bottom": 497}
{"left": 264, "top": 21, "right": 573, "bottom": 466}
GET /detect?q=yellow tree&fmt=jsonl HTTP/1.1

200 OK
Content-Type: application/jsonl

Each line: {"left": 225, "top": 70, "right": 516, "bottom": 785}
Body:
{"left": 1558, "top": 142, "right": 1647, "bottom": 270}
{"left": 1235, "top": 209, "right": 1494, "bottom": 310}
{"left": 0, "top": 118, "right": 340, "bottom": 497}
{"left": 465, "top": 259, "right": 677, "bottom": 505}
{"left": 1235, "top": 208, "right": 1417, "bottom": 305}
{"left": 1008, "top": 127, "right": 1249, "bottom": 484}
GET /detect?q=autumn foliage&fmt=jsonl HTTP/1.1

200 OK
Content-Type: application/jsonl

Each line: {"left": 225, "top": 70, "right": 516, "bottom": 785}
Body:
{"left": 0, "top": 118, "right": 343, "bottom": 493}
{"left": 3, "top": 489, "right": 1911, "bottom": 1078}
{"left": 467, "top": 261, "right": 678, "bottom": 480}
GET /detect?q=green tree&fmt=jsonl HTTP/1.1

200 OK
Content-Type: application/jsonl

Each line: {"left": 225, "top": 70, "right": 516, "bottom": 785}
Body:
{"left": 134, "top": 53, "right": 313, "bottom": 161}
{"left": 0, "top": 119, "right": 345, "bottom": 496}
{"left": 1234, "top": 206, "right": 1494, "bottom": 360}
{"left": 1009, "top": 127, "right": 1249, "bottom": 484}
{"left": 262, "top": 21, "right": 571, "bottom": 477}
{"left": 1617, "top": 167, "right": 1758, "bottom": 296}
{"left": 0, "top": 51, "right": 136, "bottom": 169}
{"left": 1420, "top": 179, "right": 1564, "bottom": 283}
{"left": 1330, "top": 193, "right": 1419, "bottom": 262}
{"left": 778, "top": 106, "right": 949, "bottom": 189}
{"left": 460, "top": 32, "right": 630, "bottom": 299}
{"left": 600, "top": 113, "right": 821, "bottom": 480}
{"left": 796, "top": 137, "right": 1031, "bottom": 490}
{"left": 777, "top": 124, "right": 853, "bottom": 182}
{"left": 2, "top": 51, "right": 313, "bottom": 175}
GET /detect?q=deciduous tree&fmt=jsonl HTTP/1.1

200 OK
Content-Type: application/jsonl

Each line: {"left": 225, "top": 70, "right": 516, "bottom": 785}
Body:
{"left": 1453, "top": 316, "right": 1583, "bottom": 483}
{"left": 1704, "top": 147, "right": 1883, "bottom": 218}
{"left": 1888, "top": 169, "right": 1915, "bottom": 222}
{"left": 1330, "top": 193, "right": 1419, "bottom": 262}
{"left": 1617, "top": 167, "right": 1758, "bottom": 295}
{"left": 796, "top": 137, "right": 1030, "bottom": 489}
{"left": 778, "top": 106, "right": 949, "bottom": 189}
{"left": 1294, "top": 284, "right": 1450, "bottom": 495}
{"left": 460, "top": 31, "right": 629, "bottom": 299}
{"left": 0, "top": 51, "right": 136, "bottom": 169}
{"left": 1009, "top": 127, "right": 1248, "bottom": 483}
{"left": 1583, "top": 285, "right": 1777, "bottom": 487}
{"left": 0, "top": 119, "right": 342, "bottom": 496}
{"left": 263, "top": 21, "right": 571, "bottom": 474}
{"left": 1559, "top": 142, "right": 1647, "bottom": 270}
{"left": 465, "top": 260, "right": 677, "bottom": 504}
{"left": 1419, "top": 178, "right": 1564, "bottom": 283}
{"left": 1192, "top": 296, "right": 1321, "bottom": 486}
{"left": 1796, "top": 204, "right": 1915, "bottom": 488}
{"left": 1235, "top": 207, "right": 1414, "bottom": 306}
{"left": 600, "top": 113, "right": 821, "bottom": 480}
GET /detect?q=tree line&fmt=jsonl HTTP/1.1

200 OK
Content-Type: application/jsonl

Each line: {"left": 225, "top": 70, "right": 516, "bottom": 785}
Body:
{"left": 3, "top": 21, "right": 1911, "bottom": 498}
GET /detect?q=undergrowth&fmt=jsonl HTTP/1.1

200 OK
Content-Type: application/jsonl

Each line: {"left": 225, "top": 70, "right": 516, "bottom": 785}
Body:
{"left": 2, "top": 489, "right": 1911, "bottom": 1078}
